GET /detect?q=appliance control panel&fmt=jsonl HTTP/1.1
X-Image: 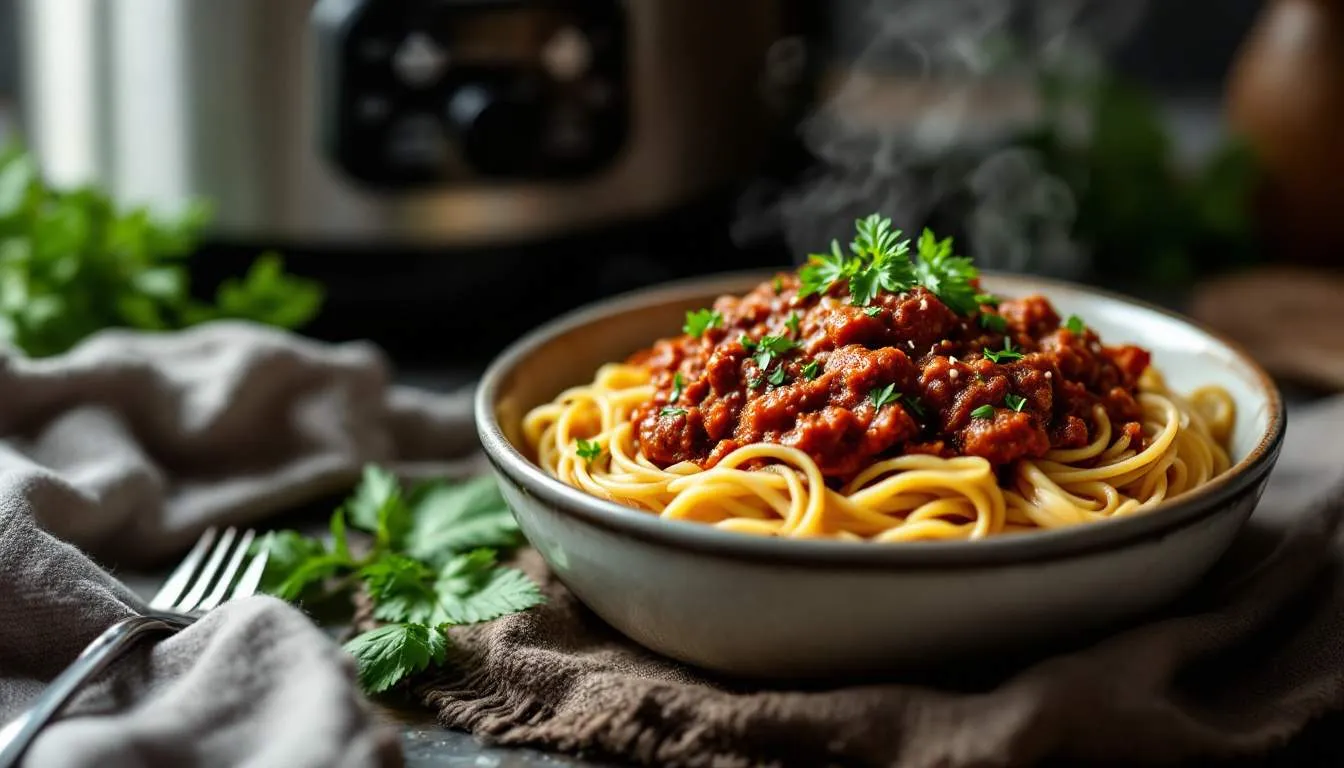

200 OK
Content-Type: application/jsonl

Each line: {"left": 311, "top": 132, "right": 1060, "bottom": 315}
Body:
{"left": 313, "top": 0, "right": 628, "bottom": 188}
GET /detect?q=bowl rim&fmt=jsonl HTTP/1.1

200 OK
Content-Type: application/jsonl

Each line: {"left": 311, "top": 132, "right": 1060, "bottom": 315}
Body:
{"left": 475, "top": 269, "right": 1286, "bottom": 569}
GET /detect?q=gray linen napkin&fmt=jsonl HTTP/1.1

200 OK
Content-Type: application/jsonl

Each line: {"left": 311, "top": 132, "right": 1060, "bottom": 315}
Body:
{"left": 0, "top": 321, "right": 477, "bottom": 767}
{"left": 399, "top": 398, "right": 1344, "bottom": 767}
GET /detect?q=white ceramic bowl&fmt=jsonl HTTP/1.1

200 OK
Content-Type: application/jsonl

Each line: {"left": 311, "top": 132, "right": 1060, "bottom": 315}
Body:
{"left": 475, "top": 272, "right": 1285, "bottom": 679}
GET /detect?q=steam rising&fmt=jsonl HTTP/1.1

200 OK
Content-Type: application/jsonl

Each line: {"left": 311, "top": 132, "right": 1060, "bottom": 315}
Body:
{"left": 739, "top": 0, "right": 1147, "bottom": 278}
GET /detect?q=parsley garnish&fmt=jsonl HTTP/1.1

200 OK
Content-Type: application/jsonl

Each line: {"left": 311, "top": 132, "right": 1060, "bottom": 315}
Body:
{"left": 971, "top": 404, "right": 995, "bottom": 419}
{"left": 752, "top": 334, "right": 798, "bottom": 369}
{"left": 575, "top": 439, "right": 602, "bottom": 462}
{"left": 863, "top": 306, "right": 883, "bottom": 317}
{"left": 801, "top": 360, "right": 821, "bottom": 380}
{"left": 786, "top": 311, "right": 802, "bottom": 336}
{"left": 256, "top": 468, "right": 539, "bottom": 694}
{"left": 793, "top": 215, "right": 983, "bottom": 315}
{"left": 0, "top": 147, "right": 323, "bottom": 357}
{"left": 683, "top": 309, "right": 723, "bottom": 338}
{"left": 1005, "top": 393, "right": 1027, "bottom": 412}
{"left": 1065, "top": 315, "right": 1086, "bottom": 334}
{"left": 974, "top": 292, "right": 1000, "bottom": 307}
{"left": 772, "top": 277, "right": 784, "bottom": 294}
{"left": 868, "top": 383, "right": 901, "bottom": 409}
{"left": 984, "top": 339, "right": 1024, "bottom": 363}
{"left": 979, "top": 312, "right": 1007, "bottom": 332}
{"left": 660, "top": 406, "right": 688, "bottom": 418}
{"left": 767, "top": 366, "right": 789, "bottom": 387}
{"left": 670, "top": 372, "right": 685, "bottom": 403}
{"left": 914, "top": 228, "right": 979, "bottom": 315}
{"left": 747, "top": 374, "right": 765, "bottom": 389}
{"left": 798, "top": 214, "right": 916, "bottom": 305}
{"left": 739, "top": 334, "right": 757, "bottom": 351}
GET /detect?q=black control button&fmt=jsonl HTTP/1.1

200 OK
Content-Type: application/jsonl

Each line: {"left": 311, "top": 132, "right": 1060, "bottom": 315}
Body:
{"left": 445, "top": 84, "right": 542, "bottom": 177}
{"left": 385, "top": 113, "right": 450, "bottom": 171}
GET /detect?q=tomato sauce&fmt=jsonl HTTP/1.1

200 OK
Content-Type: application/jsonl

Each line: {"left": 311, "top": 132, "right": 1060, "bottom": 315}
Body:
{"left": 628, "top": 274, "right": 1150, "bottom": 480}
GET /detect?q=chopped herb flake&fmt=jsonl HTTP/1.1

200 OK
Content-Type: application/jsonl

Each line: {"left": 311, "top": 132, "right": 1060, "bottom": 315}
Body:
{"left": 868, "top": 383, "right": 901, "bottom": 409}
{"left": 1065, "top": 315, "right": 1086, "bottom": 335}
{"left": 682, "top": 309, "right": 722, "bottom": 338}
{"left": 575, "top": 439, "right": 602, "bottom": 462}
{"left": 1005, "top": 393, "right": 1027, "bottom": 412}
{"left": 660, "top": 406, "right": 688, "bottom": 418}
{"left": 971, "top": 404, "right": 995, "bottom": 420}
{"left": 801, "top": 360, "right": 821, "bottom": 380}
{"left": 984, "top": 339, "right": 1024, "bottom": 364}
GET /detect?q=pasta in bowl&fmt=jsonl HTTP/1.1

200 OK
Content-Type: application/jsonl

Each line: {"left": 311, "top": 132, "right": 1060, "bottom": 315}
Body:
{"left": 524, "top": 216, "right": 1236, "bottom": 543}
{"left": 476, "top": 215, "right": 1283, "bottom": 678}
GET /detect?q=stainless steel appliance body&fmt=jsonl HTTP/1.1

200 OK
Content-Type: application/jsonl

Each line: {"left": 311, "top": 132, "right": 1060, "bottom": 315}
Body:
{"left": 18, "top": 0, "right": 795, "bottom": 248}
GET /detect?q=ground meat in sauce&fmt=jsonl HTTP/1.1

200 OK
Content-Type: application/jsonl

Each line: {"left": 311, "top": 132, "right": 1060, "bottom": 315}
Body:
{"left": 628, "top": 274, "right": 1151, "bottom": 482}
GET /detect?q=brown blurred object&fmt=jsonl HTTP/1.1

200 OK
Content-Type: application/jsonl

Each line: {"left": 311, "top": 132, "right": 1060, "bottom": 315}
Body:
{"left": 1191, "top": 267, "right": 1344, "bottom": 390}
{"left": 1226, "top": 0, "right": 1344, "bottom": 264}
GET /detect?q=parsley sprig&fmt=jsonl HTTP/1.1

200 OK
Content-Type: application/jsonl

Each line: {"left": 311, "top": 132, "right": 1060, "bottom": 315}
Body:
{"left": 868, "top": 383, "right": 902, "bottom": 409}
{"left": 744, "top": 333, "right": 798, "bottom": 369}
{"left": 683, "top": 309, "right": 722, "bottom": 338}
{"left": 795, "top": 214, "right": 984, "bottom": 315}
{"left": 0, "top": 145, "right": 324, "bottom": 357}
{"left": 256, "top": 466, "right": 542, "bottom": 694}
{"left": 575, "top": 439, "right": 602, "bottom": 463}
{"left": 984, "top": 339, "right": 1025, "bottom": 364}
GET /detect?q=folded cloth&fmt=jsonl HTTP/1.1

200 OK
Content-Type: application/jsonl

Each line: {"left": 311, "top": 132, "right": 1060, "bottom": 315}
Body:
{"left": 0, "top": 321, "right": 479, "bottom": 767}
{"left": 409, "top": 397, "right": 1344, "bottom": 768}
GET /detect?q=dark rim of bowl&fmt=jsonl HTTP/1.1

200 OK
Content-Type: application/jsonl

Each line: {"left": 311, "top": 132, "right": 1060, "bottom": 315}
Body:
{"left": 475, "top": 270, "right": 1287, "bottom": 569}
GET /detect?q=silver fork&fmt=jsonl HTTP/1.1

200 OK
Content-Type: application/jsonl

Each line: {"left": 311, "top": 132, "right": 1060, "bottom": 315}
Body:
{"left": 0, "top": 527, "right": 270, "bottom": 768}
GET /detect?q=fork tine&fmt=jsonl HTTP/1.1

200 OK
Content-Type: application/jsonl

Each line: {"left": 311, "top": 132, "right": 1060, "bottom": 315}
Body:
{"left": 195, "top": 529, "right": 255, "bottom": 612}
{"left": 174, "top": 527, "right": 237, "bottom": 613}
{"left": 229, "top": 532, "right": 271, "bottom": 600}
{"left": 149, "top": 527, "right": 217, "bottom": 611}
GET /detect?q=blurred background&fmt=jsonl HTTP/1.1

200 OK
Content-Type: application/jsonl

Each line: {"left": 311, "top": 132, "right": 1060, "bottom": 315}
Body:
{"left": 0, "top": 0, "right": 1339, "bottom": 387}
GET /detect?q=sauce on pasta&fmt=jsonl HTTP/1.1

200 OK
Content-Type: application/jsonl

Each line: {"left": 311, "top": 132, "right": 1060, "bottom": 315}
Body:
{"left": 630, "top": 277, "right": 1150, "bottom": 481}
{"left": 523, "top": 216, "right": 1235, "bottom": 542}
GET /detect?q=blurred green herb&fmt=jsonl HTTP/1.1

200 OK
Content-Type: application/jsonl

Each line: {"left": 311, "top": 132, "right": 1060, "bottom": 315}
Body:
{"left": 0, "top": 145, "right": 324, "bottom": 357}
{"left": 1021, "top": 67, "right": 1261, "bottom": 285}
{"left": 257, "top": 467, "right": 540, "bottom": 694}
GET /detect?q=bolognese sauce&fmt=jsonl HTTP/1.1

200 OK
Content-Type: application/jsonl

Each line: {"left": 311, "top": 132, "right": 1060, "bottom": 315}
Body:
{"left": 629, "top": 275, "right": 1150, "bottom": 480}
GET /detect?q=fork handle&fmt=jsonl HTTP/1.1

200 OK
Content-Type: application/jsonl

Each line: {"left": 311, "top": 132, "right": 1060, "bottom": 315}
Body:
{"left": 0, "top": 614, "right": 192, "bottom": 768}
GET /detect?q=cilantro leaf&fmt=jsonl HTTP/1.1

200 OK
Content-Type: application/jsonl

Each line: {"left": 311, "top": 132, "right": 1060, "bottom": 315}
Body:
{"left": 974, "top": 292, "right": 1000, "bottom": 307}
{"left": 682, "top": 308, "right": 722, "bottom": 338}
{"left": 670, "top": 372, "right": 684, "bottom": 403}
{"left": 1006, "top": 393, "right": 1028, "bottom": 412}
{"left": 801, "top": 360, "right": 821, "bottom": 380}
{"left": 868, "top": 383, "right": 901, "bottom": 409}
{"left": 786, "top": 312, "right": 802, "bottom": 336}
{"left": 661, "top": 406, "right": 688, "bottom": 418}
{"left": 430, "top": 550, "right": 545, "bottom": 625}
{"left": 747, "top": 374, "right": 764, "bottom": 389}
{"left": 767, "top": 366, "right": 789, "bottom": 387}
{"left": 971, "top": 404, "right": 996, "bottom": 419}
{"left": 984, "top": 339, "right": 1025, "bottom": 363}
{"left": 914, "top": 229, "right": 979, "bottom": 315}
{"left": 863, "top": 306, "right": 883, "bottom": 317}
{"left": 979, "top": 312, "right": 1007, "bottom": 332}
{"left": 1065, "top": 314, "right": 1086, "bottom": 334}
{"left": 404, "top": 475, "right": 523, "bottom": 566}
{"left": 575, "top": 439, "right": 602, "bottom": 463}
{"left": 343, "top": 623, "right": 448, "bottom": 694}
{"left": 739, "top": 333, "right": 758, "bottom": 351}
